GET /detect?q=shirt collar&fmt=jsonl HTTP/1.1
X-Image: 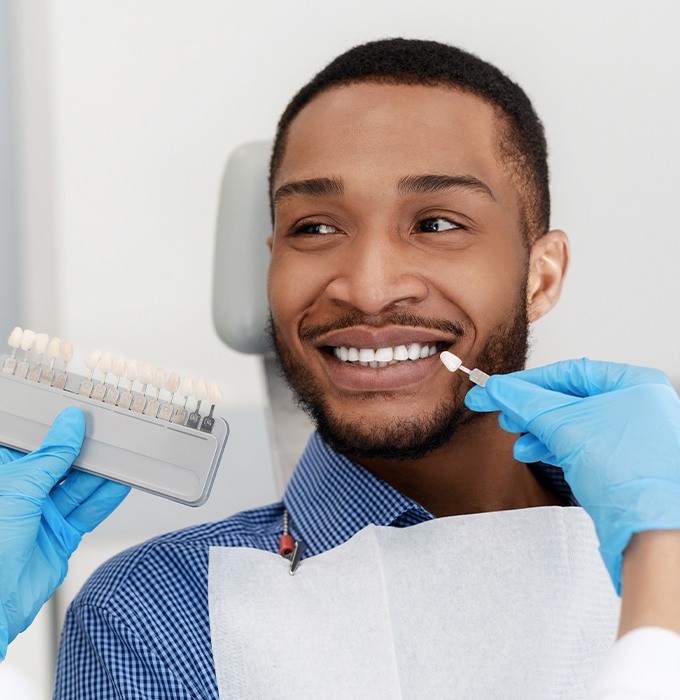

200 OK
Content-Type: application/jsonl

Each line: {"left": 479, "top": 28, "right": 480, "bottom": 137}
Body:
{"left": 283, "top": 432, "right": 433, "bottom": 555}
{"left": 282, "top": 432, "right": 578, "bottom": 556}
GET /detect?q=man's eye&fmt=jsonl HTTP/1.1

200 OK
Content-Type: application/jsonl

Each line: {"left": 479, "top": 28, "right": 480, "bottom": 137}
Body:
{"left": 293, "top": 222, "right": 338, "bottom": 235}
{"left": 417, "top": 217, "right": 462, "bottom": 233}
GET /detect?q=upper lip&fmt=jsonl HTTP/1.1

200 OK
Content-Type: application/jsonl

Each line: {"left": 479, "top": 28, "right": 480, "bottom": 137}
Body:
{"left": 313, "top": 325, "right": 462, "bottom": 349}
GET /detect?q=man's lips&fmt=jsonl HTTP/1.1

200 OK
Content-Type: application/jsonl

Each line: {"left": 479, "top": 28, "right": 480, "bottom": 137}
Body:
{"left": 312, "top": 325, "right": 461, "bottom": 350}
{"left": 308, "top": 325, "right": 465, "bottom": 392}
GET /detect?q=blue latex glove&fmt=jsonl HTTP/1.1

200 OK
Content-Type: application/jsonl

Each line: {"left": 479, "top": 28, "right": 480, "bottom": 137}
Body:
{"left": 464, "top": 359, "right": 680, "bottom": 595}
{"left": 0, "top": 408, "right": 130, "bottom": 659}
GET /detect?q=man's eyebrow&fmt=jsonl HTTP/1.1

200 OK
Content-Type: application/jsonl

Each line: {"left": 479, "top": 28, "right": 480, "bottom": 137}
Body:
{"left": 397, "top": 174, "right": 496, "bottom": 201}
{"left": 274, "top": 177, "right": 344, "bottom": 204}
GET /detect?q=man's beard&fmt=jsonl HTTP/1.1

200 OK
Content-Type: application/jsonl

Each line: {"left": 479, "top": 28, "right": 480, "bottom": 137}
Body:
{"left": 268, "top": 286, "right": 530, "bottom": 462}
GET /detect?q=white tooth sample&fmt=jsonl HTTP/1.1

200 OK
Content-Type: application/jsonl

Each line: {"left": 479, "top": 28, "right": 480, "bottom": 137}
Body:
{"left": 358, "top": 348, "right": 375, "bottom": 362}
{"left": 85, "top": 350, "right": 102, "bottom": 371}
{"left": 180, "top": 376, "right": 194, "bottom": 399}
{"left": 440, "top": 351, "right": 463, "bottom": 373}
{"left": 139, "top": 362, "right": 154, "bottom": 386}
{"left": 419, "top": 345, "right": 430, "bottom": 359}
{"left": 99, "top": 351, "right": 113, "bottom": 375}
{"left": 333, "top": 348, "right": 342, "bottom": 359}
{"left": 113, "top": 356, "right": 127, "bottom": 380}
{"left": 47, "top": 336, "right": 61, "bottom": 359}
{"left": 165, "top": 371, "right": 180, "bottom": 394}
{"left": 20, "top": 329, "right": 36, "bottom": 351}
{"left": 8, "top": 326, "right": 23, "bottom": 348}
{"left": 339, "top": 346, "right": 349, "bottom": 362}
{"left": 153, "top": 367, "right": 167, "bottom": 391}
{"left": 428, "top": 345, "right": 438, "bottom": 356}
{"left": 34, "top": 333, "right": 49, "bottom": 354}
{"left": 393, "top": 345, "right": 409, "bottom": 361}
{"left": 194, "top": 379, "right": 209, "bottom": 402}
{"left": 374, "top": 347, "right": 394, "bottom": 362}
{"left": 209, "top": 384, "right": 223, "bottom": 404}
{"left": 407, "top": 343, "right": 421, "bottom": 360}
{"left": 60, "top": 341, "right": 73, "bottom": 363}
{"left": 126, "top": 359, "right": 139, "bottom": 383}
{"left": 347, "top": 347, "right": 359, "bottom": 361}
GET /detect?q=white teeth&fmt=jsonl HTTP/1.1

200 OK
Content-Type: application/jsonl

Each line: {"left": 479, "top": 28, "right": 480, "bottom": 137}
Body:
{"left": 333, "top": 343, "right": 440, "bottom": 366}
{"left": 394, "top": 345, "right": 409, "bottom": 361}
{"left": 358, "top": 348, "right": 375, "bottom": 362}
{"left": 374, "top": 347, "right": 393, "bottom": 362}
{"left": 407, "top": 343, "right": 421, "bottom": 360}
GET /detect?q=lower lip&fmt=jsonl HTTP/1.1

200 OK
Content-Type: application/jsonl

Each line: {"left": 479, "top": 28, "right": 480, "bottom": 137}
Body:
{"left": 322, "top": 352, "right": 445, "bottom": 392}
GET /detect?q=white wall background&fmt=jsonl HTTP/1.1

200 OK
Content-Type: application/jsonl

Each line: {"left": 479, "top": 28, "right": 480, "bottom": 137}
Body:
{"left": 3, "top": 0, "right": 680, "bottom": 696}
{"left": 9, "top": 0, "right": 680, "bottom": 391}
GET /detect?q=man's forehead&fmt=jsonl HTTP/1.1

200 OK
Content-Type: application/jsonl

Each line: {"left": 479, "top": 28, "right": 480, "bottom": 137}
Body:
{"left": 275, "top": 82, "right": 508, "bottom": 198}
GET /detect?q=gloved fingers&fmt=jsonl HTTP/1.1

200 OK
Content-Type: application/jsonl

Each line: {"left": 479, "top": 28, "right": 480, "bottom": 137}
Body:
{"left": 512, "top": 433, "right": 555, "bottom": 464}
{"left": 62, "top": 480, "right": 130, "bottom": 534}
{"left": 464, "top": 385, "right": 499, "bottom": 413}
{"left": 50, "top": 470, "right": 112, "bottom": 518}
{"left": 499, "top": 360, "right": 671, "bottom": 396}
{"left": 466, "top": 375, "right": 580, "bottom": 431}
{"left": 0, "top": 447, "right": 27, "bottom": 464}
{"left": 19, "top": 408, "right": 86, "bottom": 489}
{"left": 41, "top": 496, "right": 82, "bottom": 558}
{"left": 497, "top": 412, "right": 525, "bottom": 434}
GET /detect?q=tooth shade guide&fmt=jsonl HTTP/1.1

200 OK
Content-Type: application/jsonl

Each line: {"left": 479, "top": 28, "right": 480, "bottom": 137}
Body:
{"left": 439, "top": 351, "right": 490, "bottom": 387}
{"left": 2, "top": 328, "right": 225, "bottom": 431}
{"left": 2, "top": 327, "right": 23, "bottom": 374}
{"left": 27, "top": 333, "right": 50, "bottom": 381}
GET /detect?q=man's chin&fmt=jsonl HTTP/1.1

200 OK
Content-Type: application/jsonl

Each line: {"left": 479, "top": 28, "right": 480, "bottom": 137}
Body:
{"left": 310, "top": 400, "right": 477, "bottom": 462}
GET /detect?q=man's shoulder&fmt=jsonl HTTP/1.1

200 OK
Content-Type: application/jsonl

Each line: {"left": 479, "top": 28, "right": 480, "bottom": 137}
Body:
{"left": 71, "top": 501, "right": 283, "bottom": 613}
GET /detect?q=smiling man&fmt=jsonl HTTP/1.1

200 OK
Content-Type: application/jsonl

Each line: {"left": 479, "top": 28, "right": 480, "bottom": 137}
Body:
{"left": 267, "top": 60, "right": 569, "bottom": 517}
{"left": 53, "top": 39, "right": 680, "bottom": 700}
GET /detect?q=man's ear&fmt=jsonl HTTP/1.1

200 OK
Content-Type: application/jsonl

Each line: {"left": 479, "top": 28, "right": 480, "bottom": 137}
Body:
{"left": 526, "top": 230, "right": 569, "bottom": 322}
{"left": 266, "top": 235, "right": 273, "bottom": 252}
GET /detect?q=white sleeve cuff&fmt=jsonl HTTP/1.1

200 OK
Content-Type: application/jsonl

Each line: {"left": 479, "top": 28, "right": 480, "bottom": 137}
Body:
{"left": 590, "top": 627, "right": 680, "bottom": 699}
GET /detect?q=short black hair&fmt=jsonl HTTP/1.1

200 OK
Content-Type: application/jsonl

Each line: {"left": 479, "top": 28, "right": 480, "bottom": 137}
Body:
{"left": 269, "top": 38, "right": 550, "bottom": 241}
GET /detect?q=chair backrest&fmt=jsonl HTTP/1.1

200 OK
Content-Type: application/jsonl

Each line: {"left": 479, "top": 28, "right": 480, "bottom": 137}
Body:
{"left": 212, "top": 140, "right": 272, "bottom": 355}
{"left": 212, "top": 141, "right": 314, "bottom": 491}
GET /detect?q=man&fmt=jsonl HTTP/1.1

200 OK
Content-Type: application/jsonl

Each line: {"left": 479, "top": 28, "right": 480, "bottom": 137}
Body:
{"left": 53, "top": 39, "right": 680, "bottom": 698}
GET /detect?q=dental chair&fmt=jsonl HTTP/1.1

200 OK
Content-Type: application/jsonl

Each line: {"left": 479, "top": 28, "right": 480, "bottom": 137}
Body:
{"left": 212, "top": 141, "right": 313, "bottom": 492}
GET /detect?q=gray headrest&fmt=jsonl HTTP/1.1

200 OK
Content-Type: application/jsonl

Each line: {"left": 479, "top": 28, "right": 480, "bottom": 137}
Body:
{"left": 212, "top": 141, "right": 272, "bottom": 355}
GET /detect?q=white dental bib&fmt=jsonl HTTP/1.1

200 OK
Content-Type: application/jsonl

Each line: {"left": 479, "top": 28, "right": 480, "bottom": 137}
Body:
{"left": 209, "top": 506, "right": 620, "bottom": 699}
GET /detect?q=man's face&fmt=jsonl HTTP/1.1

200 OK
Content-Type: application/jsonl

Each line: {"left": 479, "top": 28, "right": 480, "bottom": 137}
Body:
{"left": 268, "top": 82, "right": 532, "bottom": 460}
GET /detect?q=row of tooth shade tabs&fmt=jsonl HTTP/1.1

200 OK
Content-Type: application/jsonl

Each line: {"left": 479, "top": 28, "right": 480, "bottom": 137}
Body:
{"left": 1, "top": 327, "right": 222, "bottom": 433}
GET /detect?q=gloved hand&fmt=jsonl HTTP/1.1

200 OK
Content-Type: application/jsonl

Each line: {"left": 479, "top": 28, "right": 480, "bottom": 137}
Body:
{"left": 0, "top": 408, "right": 130, "bottom": 658}
{"left": 464, "top": 359, "right": 680, "bottom": 595}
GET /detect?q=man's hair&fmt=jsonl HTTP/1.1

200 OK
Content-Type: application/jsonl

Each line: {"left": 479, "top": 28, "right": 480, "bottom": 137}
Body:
{"left": 269, "top": 38, "right": 550, "bottom": 241}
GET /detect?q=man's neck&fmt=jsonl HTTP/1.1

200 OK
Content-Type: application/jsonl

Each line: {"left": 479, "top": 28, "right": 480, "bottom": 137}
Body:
{"left": 353, "top": 414, "right": 562, "bottom": 518}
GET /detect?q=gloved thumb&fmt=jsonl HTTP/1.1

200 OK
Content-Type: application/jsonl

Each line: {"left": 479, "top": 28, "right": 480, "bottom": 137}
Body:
{"left": 21, "top": 407, "right": 85, "bottom": 490}
{"left": 466, "top": 375, "right": 581, "bottom": 432}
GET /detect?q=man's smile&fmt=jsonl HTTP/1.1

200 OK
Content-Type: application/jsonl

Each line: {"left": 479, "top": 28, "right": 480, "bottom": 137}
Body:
{"left": 331, "top": 341, "right": 439, "bottom": 367}
{"left": 307, "top": 325, "right": 465, "bottom": 392}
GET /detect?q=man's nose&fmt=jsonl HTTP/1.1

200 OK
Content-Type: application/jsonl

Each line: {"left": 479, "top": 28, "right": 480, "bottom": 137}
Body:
{"left": 324, "top": 231, "right": 429, "bottom": 315}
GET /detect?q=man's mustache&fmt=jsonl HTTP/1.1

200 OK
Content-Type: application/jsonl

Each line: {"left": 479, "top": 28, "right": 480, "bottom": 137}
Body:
{"left": 299, "top": 310, "right": 468, "bottom": 342}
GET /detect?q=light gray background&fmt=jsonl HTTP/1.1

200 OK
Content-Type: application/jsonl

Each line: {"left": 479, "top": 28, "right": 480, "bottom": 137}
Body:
{"left": 1, "top": 2, "right": 679, "bottom": 696}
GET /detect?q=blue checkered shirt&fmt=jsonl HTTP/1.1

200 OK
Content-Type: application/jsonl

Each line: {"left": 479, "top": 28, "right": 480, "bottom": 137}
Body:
{"left": 53, "top": 432, "right": 576, "bottom": 699}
